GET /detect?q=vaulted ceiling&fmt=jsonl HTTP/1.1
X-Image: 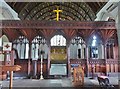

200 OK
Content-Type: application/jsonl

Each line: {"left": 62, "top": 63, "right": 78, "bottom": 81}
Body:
{"left": 7, "top": 2, "right": 107, "bottom": 21}
{"left": 2, "top": 1, "right": 116, "bottom": 45}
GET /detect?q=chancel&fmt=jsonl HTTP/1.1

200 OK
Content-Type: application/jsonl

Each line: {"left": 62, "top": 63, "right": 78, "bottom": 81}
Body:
{"left": 0, "top": 0, "right": 119, "bottom": 88}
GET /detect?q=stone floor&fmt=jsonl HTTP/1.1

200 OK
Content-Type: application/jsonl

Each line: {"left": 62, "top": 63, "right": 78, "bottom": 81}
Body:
{"left": 0, "top": 77, "right": 119, "bottom": 89}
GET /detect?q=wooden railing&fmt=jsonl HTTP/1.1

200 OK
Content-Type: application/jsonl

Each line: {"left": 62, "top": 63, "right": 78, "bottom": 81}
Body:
{"left": 70, "top": 59, "right": 119, "bottom": 73}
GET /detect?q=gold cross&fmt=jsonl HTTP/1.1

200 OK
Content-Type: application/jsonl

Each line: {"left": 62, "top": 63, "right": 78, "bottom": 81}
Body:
{"left": 53, "top": 6, "right": 62, "bottom": 21}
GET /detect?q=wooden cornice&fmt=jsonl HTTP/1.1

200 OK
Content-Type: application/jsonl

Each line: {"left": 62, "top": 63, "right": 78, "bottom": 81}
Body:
{"left": 0, "top": 20, "right": 116, "bottom": 29}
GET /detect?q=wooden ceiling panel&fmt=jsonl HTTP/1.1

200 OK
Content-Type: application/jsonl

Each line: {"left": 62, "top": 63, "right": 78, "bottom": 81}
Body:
{"left": 20, "top": 29, "right": 37, "bottom": 42}
{"left": 62, "top": 29, "right": 76, "bottom": 41}
{"left": 100, "top": 29, "right": 115, "bottom": 43}
{"left": 3, "top": 28, "right": 21, "bottom": 41}
{"left": 40, "top": 29, "right": 56, "bottom": 40}
{"left": 77, "top": 29, "right": 95, "bottom": 43}
{"left": 6, "top": 2, "right": 107, "bottom": 21}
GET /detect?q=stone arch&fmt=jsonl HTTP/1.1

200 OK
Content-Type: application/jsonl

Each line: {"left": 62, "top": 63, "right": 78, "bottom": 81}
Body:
{"left": 1, "top": 35, "right": 9, "bottom": 42}
{"left": 0, "top": 0, "right": 19, "bottom": 20}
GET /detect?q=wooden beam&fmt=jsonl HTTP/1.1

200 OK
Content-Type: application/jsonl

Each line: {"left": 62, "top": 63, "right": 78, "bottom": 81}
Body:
{"left": 0, "top": 20, "right": 116, "bottom": 29}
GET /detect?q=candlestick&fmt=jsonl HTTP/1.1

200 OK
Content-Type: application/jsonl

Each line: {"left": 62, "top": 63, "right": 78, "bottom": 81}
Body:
{"left": 40, "top": 51, "right": 44, "bottom": 80}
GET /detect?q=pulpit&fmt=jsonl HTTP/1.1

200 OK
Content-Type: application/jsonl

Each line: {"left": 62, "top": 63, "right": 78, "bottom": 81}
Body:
{"left": 72, "top": 65, "right": 84, "bottom": 86}
{"left": 0, "top": 42, "right": 21, "bottom": 89}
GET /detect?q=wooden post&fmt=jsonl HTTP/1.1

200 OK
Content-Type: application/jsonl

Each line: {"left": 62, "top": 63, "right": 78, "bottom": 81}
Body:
{"left": 1, "top": 65, "right": 21, "bottom": 89}
{"left": 104, "top": 44, "right": 107, "bottom": 75}
{"left": 28, "top": 43, "right": 31, "bottom": 76}
{"left": 67, "top": 45, "right": 70, "bottom": 77}
{"left": 86, "top": 45, "right": 89, "bottom": 77}
{"left": 9, "top": 71, "right": 13, "bottom": 89}
{"left": 47, "top": 44, "right": 51, "bottom": 76}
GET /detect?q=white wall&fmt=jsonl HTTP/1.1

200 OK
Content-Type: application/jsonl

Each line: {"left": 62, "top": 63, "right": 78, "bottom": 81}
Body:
{"left": 95, "top": 0, "right": 120, "bottom": 21}
{"left": 0, "top": 0, "right": 20, "bottom": 20}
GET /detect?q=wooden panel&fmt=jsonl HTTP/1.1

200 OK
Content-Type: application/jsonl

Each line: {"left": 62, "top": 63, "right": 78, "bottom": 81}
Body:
{"left": 14, "top": 59, "right": 48, "bottom": 77}
{"left": 15, "top": 59, "right": 28, "bottom": 73}
{"left": 1, "top": 20, "right": 115, "bottom": 30}
{"left": 0, "top": 65, "right": 21, "bottom": 71}
{"left": 115, "top": 64, "right": 118, "bottom": 72}
{"left": 106, "top": 64, "right": 110, "bottom": 72}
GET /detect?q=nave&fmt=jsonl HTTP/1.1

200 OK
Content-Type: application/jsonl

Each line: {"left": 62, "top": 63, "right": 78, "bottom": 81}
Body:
{"left": 1, "top": 76, "right": 119, "bottom": 88}
{"left": 0, "top": 1, "right": 120, "bottom": 89}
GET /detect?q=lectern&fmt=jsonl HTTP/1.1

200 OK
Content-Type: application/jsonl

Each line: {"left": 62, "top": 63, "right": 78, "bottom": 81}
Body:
{"left": 72, "top": 65, "right": 84, "bottom": 86}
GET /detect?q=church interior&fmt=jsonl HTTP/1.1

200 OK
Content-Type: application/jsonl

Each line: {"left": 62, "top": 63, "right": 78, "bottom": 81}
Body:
{"left": 0, "top": 0, "right": 120, "bottom": 88}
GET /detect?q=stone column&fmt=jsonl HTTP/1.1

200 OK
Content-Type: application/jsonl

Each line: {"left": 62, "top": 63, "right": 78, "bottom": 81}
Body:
{"left": 116, "top": 2, "right": 120, "bottom": 82}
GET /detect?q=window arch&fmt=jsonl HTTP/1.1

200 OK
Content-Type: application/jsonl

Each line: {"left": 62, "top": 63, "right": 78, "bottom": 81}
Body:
{"left": 31, "top": 36, "right": 46, "bottom": 59}
{"left": 88, "top": 34, "right": 103, "bottom": 59}
{"left": 51, "top": 35, "right": 66, "bottom": 46}
{"left": 13, "top": 36, "right": 47, "bottom": 60}
{"left": 106, "top": 38, "right": 115, "bottom": 59}
{"left": 70, "top": 36, "right": 86, "bottom": 59}
{"left": 13, "top": 36, "right": 29, "bottom": 59}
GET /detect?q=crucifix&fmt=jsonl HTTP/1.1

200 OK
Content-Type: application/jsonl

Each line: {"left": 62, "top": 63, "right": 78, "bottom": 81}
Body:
{"left": 53, "top": 6, "right": 62, "bottom": 21}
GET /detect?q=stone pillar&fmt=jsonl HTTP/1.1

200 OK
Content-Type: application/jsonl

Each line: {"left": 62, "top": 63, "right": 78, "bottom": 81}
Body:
{"left": 116, "top": 2, "right": 120, "bottom": 82}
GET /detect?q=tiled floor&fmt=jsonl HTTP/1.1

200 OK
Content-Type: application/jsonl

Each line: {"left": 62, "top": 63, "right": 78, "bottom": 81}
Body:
{"left": 0, "top": 77, "right": 119, "bottom": 88}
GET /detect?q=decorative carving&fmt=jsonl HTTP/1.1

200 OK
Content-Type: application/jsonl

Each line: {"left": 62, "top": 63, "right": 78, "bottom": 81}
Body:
{"left": 1, "top": 21, "right": 115, "bottom": 29}
{"left": 72, "top": 65, "right": 84, "bottom": 86}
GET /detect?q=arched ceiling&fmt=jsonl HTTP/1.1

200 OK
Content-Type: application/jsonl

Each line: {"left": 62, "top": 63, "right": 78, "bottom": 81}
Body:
{"left": 6, "top": 2, "right": 107, "bottom": 21}
{"left": 3, "top": 1, "right": 115, "bottom": 44}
